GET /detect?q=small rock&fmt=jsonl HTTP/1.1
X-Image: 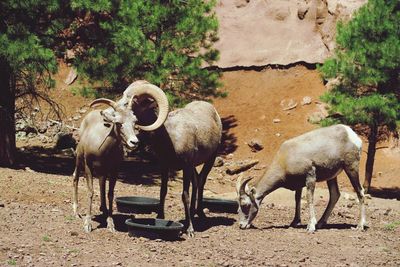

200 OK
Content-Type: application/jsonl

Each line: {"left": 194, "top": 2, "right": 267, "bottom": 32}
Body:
{"left": 280, "top": 99, "right": 297, "bottom": 111}
{"left": 343, "top": 193, "right": 356, "bottom": 201}
{"left": 273, "top": 118, "right": 281, "bottom": 123}
{"left": 275, "top": 133, "right": 281, "bottom": 137}
{"left": 248, "top": 139, "right": 264, "bottom": 152}
{"left": 72, "top": 115, "right": 81, "bottom": 121}
{"left": 301, "top": 96, "right": 312, "bottom": 105}
{"left": 78, "top": 108, "right": 88, "bottom": 114}
{"left": 383, "top": 208, "right": 392, "bottom": 216}
{"left": 70, "top": 231, "right": 79, "bottom": 236}
{"left": 214, "top": 157, "right": 224, "bottom": 167}
{"left": 64, "top": 68, "right": 78, "bottom": 85}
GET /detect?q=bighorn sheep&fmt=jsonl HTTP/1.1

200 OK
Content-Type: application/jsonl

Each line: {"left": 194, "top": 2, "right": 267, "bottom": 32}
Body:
{"left": 118, "top": 81, "right": 223, "bottom": 237}
{"left": 237, "top": 124, "right": 366, "bottom": 233}
{"left": 73, "top": 84, "right": 169, "bottom": 233}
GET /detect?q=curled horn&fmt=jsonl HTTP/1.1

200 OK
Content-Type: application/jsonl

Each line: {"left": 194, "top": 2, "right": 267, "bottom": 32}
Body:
{"left": 128, "top": 83, "right": 169, "bottom": 131}
{"left": 89, "top": 98, "right": 117, "bottom": 110}
{"left": 239, "top": 177, "right": 253, "bottom": 196}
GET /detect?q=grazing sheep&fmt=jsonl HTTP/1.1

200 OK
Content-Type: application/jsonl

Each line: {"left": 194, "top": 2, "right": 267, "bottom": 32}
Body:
{"left": 237, "top": 124, "right": 366, "bottom": 233}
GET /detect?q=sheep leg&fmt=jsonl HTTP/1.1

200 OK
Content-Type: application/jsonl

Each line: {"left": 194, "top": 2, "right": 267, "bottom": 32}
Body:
{"left": 290, "top": 188, "right": 302, "bottom": 227}
{"left": 183, "top": 167, "right": 195, "bottom": 237}
{"left": 344, "top": 163, "right": 366, "bottom": 230}
{"left": 317, "top": 177, "right": 340, "bottom": 228}
{"left": 99, "top": 176, "right": 107, "bottom": 215}
{"left": 305, "top": 167, "right": 317, "bottom": 233}
{"left": 157, "top": 169, "right": 169, "bottom": 219}
{"left": 107, "top": 175, "right": 117, "bottom": 232}
{"left": 72, "top": 166, "right": 80, "bottom": 218}
{"left": 84, "top": 163, "right": 94, "bottom": 233}
{"left": 190, "top": 168, "right": 199, "bottom": 219}
{"left": 196, "top": 152, "right": 217, "bottom": 218}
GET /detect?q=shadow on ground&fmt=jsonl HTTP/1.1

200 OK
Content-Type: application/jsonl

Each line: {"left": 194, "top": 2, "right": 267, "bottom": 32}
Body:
{"left": 14, "top": 147, "right": 165, "bottom": 185}
{"left": 369, "top": 187, "right": 400, "bottom": 200}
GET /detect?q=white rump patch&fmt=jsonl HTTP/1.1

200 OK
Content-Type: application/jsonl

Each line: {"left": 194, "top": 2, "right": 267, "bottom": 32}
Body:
{"left": 343, "top": 125, "right": 362, "bottom": 149}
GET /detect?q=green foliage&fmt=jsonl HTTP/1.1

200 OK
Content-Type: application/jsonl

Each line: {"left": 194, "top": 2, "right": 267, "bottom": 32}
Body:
{"left": 7, "top": 259, "right": 16, "bottom": 266}
{"left": 0, "top": 0, "right": 69, "bottom": 87}
{"left": 383, "top": 221, "right": 400, "bottom": 231}
{"left": 319, "top": 0, "right": 400, "bottom": 132}
{"left": 69, "top": 0, "right": 221, "bottom": 103}
{"left": 42, "top": 235, "right": 51, "bottom": 242}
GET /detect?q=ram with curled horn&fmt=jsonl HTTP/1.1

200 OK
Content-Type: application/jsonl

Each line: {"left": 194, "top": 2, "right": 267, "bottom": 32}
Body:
{"left": 72, "top": 83, "right": 168, "bottom": 233}
{"left": 119, "top": 80, "right": 223, "bottom": 238}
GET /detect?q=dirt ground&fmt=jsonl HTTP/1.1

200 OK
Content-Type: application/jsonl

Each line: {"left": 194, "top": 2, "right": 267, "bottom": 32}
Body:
{"left": 1, "top": 66, "right": 400, "bottom": 266}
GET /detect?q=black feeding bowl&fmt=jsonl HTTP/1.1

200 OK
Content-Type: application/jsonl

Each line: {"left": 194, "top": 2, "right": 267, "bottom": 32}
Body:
{"left": 116, "top": 196, "right": 159, "bottom": 214}
{"left": 125, "top": 218, "right": 184, "bottom": 240}
{"left": 202, "top": 197, "right": 239, "bottom": 214}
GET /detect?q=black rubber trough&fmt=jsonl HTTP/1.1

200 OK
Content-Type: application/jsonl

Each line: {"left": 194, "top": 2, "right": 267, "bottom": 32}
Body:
{"left": 116, "top": 196, "right": 160, "bottom": 214}
{"left": 125, "top": 218, "right": 184, "bottom": 241}
{"left": 202, "top": 197, "right": 239, "bottom": 214}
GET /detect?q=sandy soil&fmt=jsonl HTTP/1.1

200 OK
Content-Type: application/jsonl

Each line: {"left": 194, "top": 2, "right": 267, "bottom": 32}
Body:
{"left": 2, "top": 66, "right": 400, "bottom": 266}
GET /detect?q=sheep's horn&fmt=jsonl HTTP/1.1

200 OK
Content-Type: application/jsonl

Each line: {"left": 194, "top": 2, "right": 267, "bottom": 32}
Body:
{"left": 239, "top": 177, "right": 253, "bottom": 196}
{"left": 89, "top": 98, "right": 117, "bottom": 110}
{"left": 128, "top": 83, "right": 169, "bottom": 131}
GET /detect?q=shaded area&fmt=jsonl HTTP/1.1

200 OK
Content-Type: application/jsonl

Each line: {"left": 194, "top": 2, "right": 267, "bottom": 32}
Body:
{"left": 261, "top": 223, "right": 356, "bottom": 231}
{"left": 14, "top": 146, "right": 168, "bottom": 186}
{"left": 219, "top": 115, "right": 238, "bottom": 155}
{"left": 368, "top": 187, "right": 400, "bottom": 200}
{"left": 191, "top": 215, "right": 236, "bottom": 232}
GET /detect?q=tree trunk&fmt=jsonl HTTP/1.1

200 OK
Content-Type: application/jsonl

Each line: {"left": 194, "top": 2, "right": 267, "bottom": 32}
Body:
{"left": 363, "top": 124, "right": 378, "bottom": 193}
{"left": 0, "top": 58, "right": 16, "bottom": 167}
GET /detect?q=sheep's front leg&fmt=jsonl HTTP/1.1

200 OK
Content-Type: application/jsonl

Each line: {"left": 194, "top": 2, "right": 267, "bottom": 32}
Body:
{"left": 317, "top": 177, "right": 340, "bottom": 228}
{"left": 157, "top": 169, "right": 169, "bottom": 219}
{"left": 290, "top": 188, "right": 302, "bottom": 227}
{"left": 84, "top": 164, "right": 94, "bottom": 233}
{"left": 99, "top": 176, "right": 107, "bottom": 215}
{"left": 182, "top": 168, "right": 195, "bottom": 237}
{"left": 107, "top": 175, "right": 117, "bottom": 232}
{"left": 305, "top": 167, "right": 317, "bottom": 233}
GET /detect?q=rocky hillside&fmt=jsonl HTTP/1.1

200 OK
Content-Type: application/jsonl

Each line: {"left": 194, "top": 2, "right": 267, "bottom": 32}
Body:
{"left": 214, "top": 0, "right": 367, "bottom": 68}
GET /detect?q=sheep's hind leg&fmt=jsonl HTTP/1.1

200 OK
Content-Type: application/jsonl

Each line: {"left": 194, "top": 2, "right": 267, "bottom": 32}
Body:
{"left": 197, "top": 152, "right": 217, "bottom": 218}
{"left": 317, "top": 177, "right": 340, "bottom": 229}
{"left": 290, "top": 188, "right": 302, "bottom": 227}
{"left": 344, "top": 164, "right": 366, "bottom": 231}
{"left": 83, "top": 163, "right": 94, "bottom": 233}
{"left": 182, "top": 167, "right": 195, "bottom": 238}
{"left": 72, "top": 166, "right": 80, "bottom": 218}
{"left": 305, "top": 167, "right": 317, "bottom": 233}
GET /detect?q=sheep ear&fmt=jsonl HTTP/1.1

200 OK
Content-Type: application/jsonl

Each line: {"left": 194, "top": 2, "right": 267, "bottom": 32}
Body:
{"left": 100, "top": 110, "right": 118, "bottom": 123}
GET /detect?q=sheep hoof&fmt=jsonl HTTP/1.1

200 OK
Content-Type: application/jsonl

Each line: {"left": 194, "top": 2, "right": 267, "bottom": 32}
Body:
{"left": 306, "top": 224, "right": 316, "bottom": 233}
{"left": 107, "top": 217, "right": 115, "bottom": 233}
{"left": 197, "top": 210, "right": 207, "bottom": 219}
{"left": 83, "top": 216, "right": 92, "bottom": 233}
{"left": 316, "top": 221, "right": 326, "bottom": 229}
{"left": 290, "top": 219, "right": 301, "bottom": 228}
{"left": 187, "top": 229, "right": 195, "bottom": 238}
{"left": 156, "top": 213, "right": 165, "bottom": 219}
